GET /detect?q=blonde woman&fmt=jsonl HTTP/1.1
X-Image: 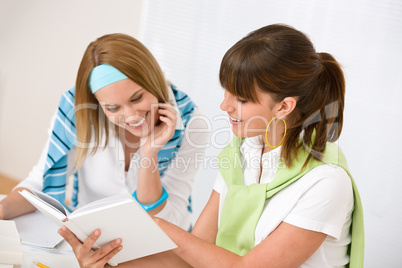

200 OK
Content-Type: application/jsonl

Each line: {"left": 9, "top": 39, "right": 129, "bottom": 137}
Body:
{"left": 0, "top": 33, "right": 209, "bottom": 231}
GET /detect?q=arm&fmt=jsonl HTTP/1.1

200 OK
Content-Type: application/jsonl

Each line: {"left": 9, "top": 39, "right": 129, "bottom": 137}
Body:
{"left": 135, "top": 103, "right": 178, "bottom": 215}
{"left": 118, "top": 189, "right": 221, "bottom": 267}
{"left": 63, "top": 164, "right": 356, "bottom": 268}
{"left": 142, "top": 107, "right": 210, "bottom": 224}
{"left": 61, "top": 190, "right": 326, "bottom": 268}
{"left": 153, "top": 206, "right": 326, "bottom": 268}
{"left": 0, "top": 187, "right": 36, "bottom": 219}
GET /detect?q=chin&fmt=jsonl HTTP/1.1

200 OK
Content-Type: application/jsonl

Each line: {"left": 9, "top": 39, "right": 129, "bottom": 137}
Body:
{"left": 232, "top": 127, "right": 263, "bottom": 138}
{"left": 231, "top": 127, "right": 246, "bottom": 138}
{"left": 127, "top": 127, "right": 151, "bottom": 138}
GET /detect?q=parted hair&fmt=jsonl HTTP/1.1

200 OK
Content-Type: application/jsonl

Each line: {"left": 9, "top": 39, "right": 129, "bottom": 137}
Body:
{"left": 74, "top": 33, "right": 169, "bottom": 169}
{"left": 219, "top": 24, "right": 345, "bottom": 168}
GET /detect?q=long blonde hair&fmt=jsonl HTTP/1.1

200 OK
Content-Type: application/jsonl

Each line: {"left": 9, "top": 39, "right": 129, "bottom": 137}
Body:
{"left": 74, "top": 33, "right": 169, "bottom": 169}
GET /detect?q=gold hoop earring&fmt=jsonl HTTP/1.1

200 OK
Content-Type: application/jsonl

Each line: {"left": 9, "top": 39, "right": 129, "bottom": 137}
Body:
{"left": 265, "top": 117, "right": 287, "bottom": 149}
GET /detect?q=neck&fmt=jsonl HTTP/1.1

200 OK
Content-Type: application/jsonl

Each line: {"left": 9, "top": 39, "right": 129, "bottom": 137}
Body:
{"left": 262, "top": 144, "right": 275, "bottom": 155}
{"left": 263, "top": 120, "right": 285, "bottom": 153}
{"left": 120, "top": 128, "right": 141, "bottom": 148}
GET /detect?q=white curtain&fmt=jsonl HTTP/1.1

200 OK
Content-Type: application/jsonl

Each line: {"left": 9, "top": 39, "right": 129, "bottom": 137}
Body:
{"left": 139, "top": 1, "right": 402, "bottom": 266}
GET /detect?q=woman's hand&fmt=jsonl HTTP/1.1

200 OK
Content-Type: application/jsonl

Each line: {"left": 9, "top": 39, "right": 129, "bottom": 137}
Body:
{"left": 58, "top": 226, "right": 122, "bottom": 268}
{"left": 141, "top": 103, "right": 177, "bottom": 155}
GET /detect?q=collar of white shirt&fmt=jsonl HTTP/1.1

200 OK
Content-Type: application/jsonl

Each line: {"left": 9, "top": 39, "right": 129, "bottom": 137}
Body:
{"left": 239, "top": 135, "right": 282, "bottom": 185}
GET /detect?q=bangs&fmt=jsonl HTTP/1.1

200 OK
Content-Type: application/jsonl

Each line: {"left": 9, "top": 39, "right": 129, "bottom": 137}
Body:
{"left": 219, "top": 42, "right": 261, "bottom": 103}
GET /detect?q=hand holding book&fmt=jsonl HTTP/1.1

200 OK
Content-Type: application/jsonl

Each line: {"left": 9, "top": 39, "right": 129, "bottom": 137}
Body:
{"left": 58, "top": 226, "right": 123, "bottom": 267}
{"left": 19, "top": 190, "right": 177, "bottom": 266}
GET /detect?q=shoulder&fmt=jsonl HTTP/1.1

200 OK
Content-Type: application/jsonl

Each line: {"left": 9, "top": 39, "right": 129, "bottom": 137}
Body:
{"left": 304, "top": 164, "right": 352, "bottom": 192}
{"left": 274, "top": 164, "right": 354, "bottom": 212}
{"left": 170, "top": 84, "right": 196, "bottom": 107}
{"left": 278, "top": 164, "right": 354, "bottom": 239}
{"left": 289, "top": 164, "right": 354, "bottom": 213}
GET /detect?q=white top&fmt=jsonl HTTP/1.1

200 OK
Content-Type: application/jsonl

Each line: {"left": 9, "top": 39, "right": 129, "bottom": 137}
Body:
{"left": 17, "top": 88, "right": 210, "bottom": 231}
{"left": 214, "top": 135, "right": 354, "bottom": 268}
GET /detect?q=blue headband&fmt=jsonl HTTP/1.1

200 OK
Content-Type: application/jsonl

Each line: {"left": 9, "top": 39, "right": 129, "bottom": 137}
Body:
{"left": 89, "top": 64, "right": 128, "bottom": 93}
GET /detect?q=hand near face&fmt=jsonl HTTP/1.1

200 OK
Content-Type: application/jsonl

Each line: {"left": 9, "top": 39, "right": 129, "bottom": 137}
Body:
{"left": 58, "top": 226, "right": 122, "bottom": 268}
{"left": 140, "top": 102, "right": 177, "bottom": 155}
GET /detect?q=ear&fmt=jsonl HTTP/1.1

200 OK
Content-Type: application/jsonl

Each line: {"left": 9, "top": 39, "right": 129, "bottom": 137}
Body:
{"left": 275, "top": 97, "right": 297, "bottom": 118}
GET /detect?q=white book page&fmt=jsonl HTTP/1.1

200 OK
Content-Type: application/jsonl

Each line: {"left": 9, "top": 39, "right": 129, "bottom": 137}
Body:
{"left": 18, "top": 190, "right": 67, "bottom": 226}
{"left": 72, "top": 194, "right": 133, "bottom": 216}
{"left": 31, "top": 189, "right": 69, "bottom": 216}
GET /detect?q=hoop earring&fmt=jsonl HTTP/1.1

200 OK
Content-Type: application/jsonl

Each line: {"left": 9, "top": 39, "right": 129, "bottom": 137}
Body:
{"left": 265, "top": 117, "right": 287, "bottom": 149}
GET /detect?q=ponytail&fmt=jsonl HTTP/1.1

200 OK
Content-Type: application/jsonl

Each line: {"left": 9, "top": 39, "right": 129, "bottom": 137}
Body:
{"left": 295, "top": 52, "right": 345, "bottom": 168}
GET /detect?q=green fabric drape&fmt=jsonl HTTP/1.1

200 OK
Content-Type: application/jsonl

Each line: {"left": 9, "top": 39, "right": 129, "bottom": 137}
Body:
{"left": 216, "top": 137, "right": 364, "bottom": 267}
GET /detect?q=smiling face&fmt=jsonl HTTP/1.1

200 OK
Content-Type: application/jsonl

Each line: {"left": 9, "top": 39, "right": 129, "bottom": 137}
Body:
{"left": 94, "top": 78, "right": 160, "bottom": 138}
{"left": 220, "top": 88, "right": 279, "bottom": 138}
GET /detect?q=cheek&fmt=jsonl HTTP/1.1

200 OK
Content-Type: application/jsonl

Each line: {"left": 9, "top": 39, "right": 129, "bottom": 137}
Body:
{"left": 105, "top": 114, "right": 122, "bottom": 126}
{"left": 102, "top": 109, "right": 123, "bottom": 126}
{"left": 242, "top": 112, "right": 270, "bottom": 134}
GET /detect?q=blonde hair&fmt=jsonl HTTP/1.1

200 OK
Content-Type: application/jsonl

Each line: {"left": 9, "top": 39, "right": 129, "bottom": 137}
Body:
{"left": 74, "top": 33, "right": 169, "bottom": 169}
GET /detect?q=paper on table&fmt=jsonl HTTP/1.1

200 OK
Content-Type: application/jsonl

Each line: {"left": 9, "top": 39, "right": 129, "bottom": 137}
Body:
{"left": 0, "top": 220, "right": 23, "bottom": 265}
{"left": 13, "top": 210, "right": 64, "bottom": 249}
{"left": 0, "top": 264, "right": 15, "bottom": 268}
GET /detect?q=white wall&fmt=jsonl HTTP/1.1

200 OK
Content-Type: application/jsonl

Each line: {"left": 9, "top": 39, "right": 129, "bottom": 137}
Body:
{"left": 0, "top": 0, "right": 143, "bottom": 179}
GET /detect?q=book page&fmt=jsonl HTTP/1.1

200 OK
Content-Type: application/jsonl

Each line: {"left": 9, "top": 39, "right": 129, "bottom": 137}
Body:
{"left": 72, "top": 194, "right": 133, "bottom": 216}
{"left": 18, "top": 190, "right": 67, "bottom": 225}
{"left": 31, "top": 190, "right": 69, "bottom": 217}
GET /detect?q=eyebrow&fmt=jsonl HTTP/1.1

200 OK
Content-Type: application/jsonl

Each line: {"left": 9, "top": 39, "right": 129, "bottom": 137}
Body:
{"left": 104, "top": 88, "right": 144, "bottom": 107}
{"left": 129, "top": 88, "right": 144, "bottom": 99}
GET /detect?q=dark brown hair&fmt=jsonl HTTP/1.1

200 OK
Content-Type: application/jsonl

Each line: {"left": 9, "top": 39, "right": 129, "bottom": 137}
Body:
{"left": 219, "top": 24, "right": 345, "bottom": 168}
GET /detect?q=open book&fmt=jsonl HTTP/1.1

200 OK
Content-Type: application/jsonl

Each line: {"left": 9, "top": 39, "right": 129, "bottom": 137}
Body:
{"left": 19, "top": 190, "right": 177, "bottom": 266}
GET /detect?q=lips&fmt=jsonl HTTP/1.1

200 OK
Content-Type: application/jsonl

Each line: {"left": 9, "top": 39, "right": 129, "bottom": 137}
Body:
{"left": 229, "top": 115, "right": 243, "bottom": 122}
{"left": 127, "top": 112, "right": 148, "bottom": 127}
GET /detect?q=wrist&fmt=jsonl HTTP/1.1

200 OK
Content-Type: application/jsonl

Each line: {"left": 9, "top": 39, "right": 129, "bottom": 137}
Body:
{"left": 133, "top": 187, "right": 169, "bottom": 212}
{"left": 140, "top": 148, "right": 159, "bottom": 158}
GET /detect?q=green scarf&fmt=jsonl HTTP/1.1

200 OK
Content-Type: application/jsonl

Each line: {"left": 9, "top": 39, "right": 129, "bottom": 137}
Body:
{"left": 216, "top": 136, "right": 364, "bottom": 267}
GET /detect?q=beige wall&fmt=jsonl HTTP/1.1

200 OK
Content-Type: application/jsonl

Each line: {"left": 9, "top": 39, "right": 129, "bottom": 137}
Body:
{"left": 0, "top": 0, "right": 143, "bottom": 180}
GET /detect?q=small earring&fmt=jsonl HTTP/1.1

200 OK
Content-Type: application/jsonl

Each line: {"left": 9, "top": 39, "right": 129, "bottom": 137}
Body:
{"left": 265, "top": 117, "right": 287, "bottom": 149}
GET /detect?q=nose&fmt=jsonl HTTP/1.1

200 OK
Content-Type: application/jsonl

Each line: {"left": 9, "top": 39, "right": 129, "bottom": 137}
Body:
{"left": 220, "top": 91, "right": 235, "bottom": 113}
{"left": 122, "top": 105, "right": 140, "bottom": 123}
